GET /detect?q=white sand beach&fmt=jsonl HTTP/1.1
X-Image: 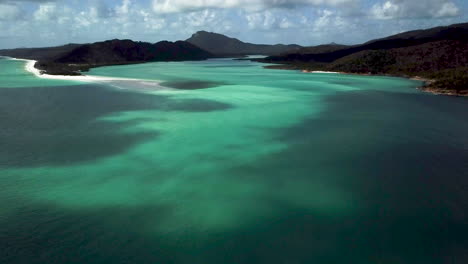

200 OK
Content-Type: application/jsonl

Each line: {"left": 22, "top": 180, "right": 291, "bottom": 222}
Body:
{"left": 300, "top": 69, "right": 341, "bottom": 74}
{"left": 310, "top": 71, "right": 340, "bottom": 74}
{"left": 21, "top": 59, "right": 137, "bottom": 82}
{"left": 8, "top": 58, "right": 169, "bottom": 91}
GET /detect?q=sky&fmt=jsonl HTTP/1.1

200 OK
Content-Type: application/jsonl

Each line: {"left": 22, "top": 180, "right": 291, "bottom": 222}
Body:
{"left": 0, "top": 0, "right": 467, "bottom": 49}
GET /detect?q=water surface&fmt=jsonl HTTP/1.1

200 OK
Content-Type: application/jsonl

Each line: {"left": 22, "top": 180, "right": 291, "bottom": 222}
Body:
{"left": 1, "top": 57, "right": 467, "bottom": 264}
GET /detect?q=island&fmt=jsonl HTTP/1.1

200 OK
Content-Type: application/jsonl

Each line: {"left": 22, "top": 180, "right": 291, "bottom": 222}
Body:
{"left": 257, "top": 22, "right": 468, "bottom": 96}
{"left": 0, "top": 40, "right": 215, "bottom": 76}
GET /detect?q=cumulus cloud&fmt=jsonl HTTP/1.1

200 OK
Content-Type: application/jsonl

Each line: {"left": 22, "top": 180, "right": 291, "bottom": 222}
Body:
{"left": 0, "top": 0, "right": 466, "bottom": 49}
{"left": 74, "top": 7, "right": 101, "bottom": 28}
{"left": 0, "top": 0, "right": 51, "bottom": 2}
{"left": 371, "top": 0, "right": 459, "bottom": 19}
{"left": 88, "top": 0, "right": 112, "bottom": 18}
{"left": 0, "top": 3, "right": 21, "bottom": 20}
{"left": 115, "top": 0, "right": 131, "bottom": 15}
{"left": 244, "top": 8, "right": 311, "bottom": 30}
{"left": 33, "top": 2, "right": 57, "bottom": 21}
{"left": 313, "top": 9, "right": 346, "bottom": 29}
{"left": 152, "top": 0, "right": 357, "bottom": 13}
{"left": 246, "top": 11, "right": 278, "bottom": 29}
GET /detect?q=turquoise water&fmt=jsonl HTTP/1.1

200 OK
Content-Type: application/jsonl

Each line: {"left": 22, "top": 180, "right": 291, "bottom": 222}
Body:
{"left": 1, "top": 57, "right": 468, "bottom": 263}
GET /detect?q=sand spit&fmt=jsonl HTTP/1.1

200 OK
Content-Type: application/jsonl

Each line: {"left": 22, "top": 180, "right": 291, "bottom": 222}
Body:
{"left": 8, "top": 58, "right": 168, "bottom": 91}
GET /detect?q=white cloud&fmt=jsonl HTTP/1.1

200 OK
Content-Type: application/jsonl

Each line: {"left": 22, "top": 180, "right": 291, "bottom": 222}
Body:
{"left": 152, "top": 0, "right": 357, "bottom": 13}
{"left": 312, "top": 9, "right": 347, "bottom": 33}
{"left": 371, "top": 0, "right": 459, "bottom": 19}
{"left": 0, "top": 3, "right": 21, "bottom": 20}
{"left": 370, "top": 1, "right": 398, "bottom": 19}
{"left": 279, "top": 18, "right": 295, "bottom": 29}
{"left": 246, "top": 11, "right": 277, "bottom": 30}
{"left": 184, "top": 9, "right": 217, "bottom": 27}
{"left": 0, "top": 0, "right": 52, "bottom": 2}
{"left": 33, "top": 3, "right": 57, "bottom": 21}
{"left": 75, "top": 7, "right": 100, "bottom": 28}
{"left": 434, "top": 2, "right": 459, "bottom": 17}
{"left": 115, "top": 0, "right": 132, "bottom": 15}
{"left": 140, "top": 10, "right": 166, "bottom": 30}
{"left": 1, "top": 0, "right": 465, "bottom": 50}
{"left": 163, "top": 9, "right": 238, "bottom": 36}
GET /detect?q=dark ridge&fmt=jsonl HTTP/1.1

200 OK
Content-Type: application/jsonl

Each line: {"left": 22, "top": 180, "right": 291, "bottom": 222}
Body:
{"left": 329, "top": 40, "right": 468, "bottom": 73}
{"left": 55, "top": 40, "right": 213, "bottom": 64}
{"left": 186, "top": 31, "right": 302, "bottom": 56}
{"left": 282, "top": 43, "right": 351, "bottom": 55}
{"left": 0, "top": 39, "right": 215, "bottom": 75}
{"left": 263, "top": 23, "right": 468, "bottom": 63}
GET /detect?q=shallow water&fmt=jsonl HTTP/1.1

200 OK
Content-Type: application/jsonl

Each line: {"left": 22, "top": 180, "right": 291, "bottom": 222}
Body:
{"left": 1, "top": 57, "right": 468, "bottom": 263}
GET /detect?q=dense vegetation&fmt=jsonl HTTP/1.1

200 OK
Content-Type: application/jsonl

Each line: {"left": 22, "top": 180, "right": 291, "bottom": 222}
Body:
{"left": 0, "top": 39, "right": 214, "bottom": 75}
{"left": 55, "top": 40, "right": 213, "bottom": 64}
{"left": 425, "top": 68, "right": 468, "bottom": 94}
{"left": 261, "top": 23, "right": 468, "bottom": 95}
{"left": 290, "top": 43, "right": 350, "bottom": 55}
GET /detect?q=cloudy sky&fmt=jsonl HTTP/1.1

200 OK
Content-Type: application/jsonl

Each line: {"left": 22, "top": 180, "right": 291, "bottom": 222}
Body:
{"left": 0, "top": 0, "right": 467, "bottom": 49}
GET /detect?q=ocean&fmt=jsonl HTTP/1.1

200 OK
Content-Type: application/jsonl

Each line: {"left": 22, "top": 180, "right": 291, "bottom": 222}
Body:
{"left": 1, "top": 57, "right": 467, "bottom": 263}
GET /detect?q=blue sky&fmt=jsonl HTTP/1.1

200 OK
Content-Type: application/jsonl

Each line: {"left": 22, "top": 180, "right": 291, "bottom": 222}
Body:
{"left": 0, "top": 0, "right": 467, "bottom": 48}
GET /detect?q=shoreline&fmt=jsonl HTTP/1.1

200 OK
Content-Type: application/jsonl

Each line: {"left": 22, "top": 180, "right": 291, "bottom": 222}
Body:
{"left": 9, "top": 58, "right": 168, "bottom": 91}
{"left": 264, "top": 63, "right": 467, "bottom": 97}
{"left": 18, "top": 58, "right": 141, "bottom": 82}
{"left": 8, "top": 57, "right": 467, "bottom": 97}
{"left": 302, "top": 70, "right": 341, "bottom": 74}
{"left": 7, "top": 57, "right": 172, "bottom": 92}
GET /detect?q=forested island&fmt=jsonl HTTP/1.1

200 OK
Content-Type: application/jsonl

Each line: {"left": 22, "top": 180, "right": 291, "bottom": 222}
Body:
{"left": 0, "top": 40, "right": 215, "bottom": 75}
{"left": 258, "top": 23, "right": 468, "bottom": 96}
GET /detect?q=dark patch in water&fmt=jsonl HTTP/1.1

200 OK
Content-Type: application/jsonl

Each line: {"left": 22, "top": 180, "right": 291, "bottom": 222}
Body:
{"left": 1, "top": 88, "right": 467, "bottom": 264}
{"left": 0, "top": 84, "right": 231, "bottom": 167}
{"left": 228, "top": 90, "right": 468, "bottom": 263}
{"left": 1, "top": 187, "right": 468, "bottom": 264}
{"left": 160, "top": 80, "right": 226, "bottom": 90}
{"left": 258, "top": 90, "right": 468, "bottom": 263}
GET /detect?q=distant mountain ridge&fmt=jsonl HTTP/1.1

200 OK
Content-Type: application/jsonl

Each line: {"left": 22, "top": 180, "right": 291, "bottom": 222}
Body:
{"left": 54, "top": 39, "right": 213, "bottom": 64}
{"left": 287, "top": 43, "right": 351, "bottom": 55}
{"left": 266, "top": 22, "right": 468, "bottom": 63}
{"left": 186, "top": 31, "right": 302, "bottom": 56}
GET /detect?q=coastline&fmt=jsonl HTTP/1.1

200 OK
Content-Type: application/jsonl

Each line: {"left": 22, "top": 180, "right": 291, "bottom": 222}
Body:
{"left": 264, "top": 63, "right": 467, "bottom": 97}
{"left": 304, "top": 70, "right": 340, "bottom": 74}
{"left": 8, "top": 57, "right": 467, "bottom": 97}
{"left": 5, "top": 57, "right": 172, "bottom": 91}
{"left": 8, "top": 57, "right": 167, "bottom": 90}
{"left": 18, "top": 58, "right": 138, "bottom": 82}
{"left": 418, "top": 86, "right": 468, "bottom": 97}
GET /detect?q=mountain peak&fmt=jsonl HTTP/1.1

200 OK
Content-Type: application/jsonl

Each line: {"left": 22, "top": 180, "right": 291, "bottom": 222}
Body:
{"left": 194, "top": 30, "right": 211, "bottom": 35}
{"left": 186, "top": 31, "right": 301, "bottom": 56}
